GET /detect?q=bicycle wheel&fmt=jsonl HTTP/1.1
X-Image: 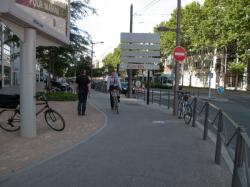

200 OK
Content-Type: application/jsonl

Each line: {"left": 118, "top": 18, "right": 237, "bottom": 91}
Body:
{"left": 45, "top": 109, "right": 65, "bottom": 131}
{"left": 113, "top": 97, "right": 119, "bottom": 114}
{"left": 184, "top": 105, "right": 192, "bottom": 125}
{"left": 0, "top": 110, "right": 20, "bottom": 132}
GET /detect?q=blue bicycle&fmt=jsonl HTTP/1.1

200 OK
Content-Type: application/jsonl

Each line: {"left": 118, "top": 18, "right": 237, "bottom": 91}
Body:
{"left": 177, "top": 91, "right": 192, "bottom": 124}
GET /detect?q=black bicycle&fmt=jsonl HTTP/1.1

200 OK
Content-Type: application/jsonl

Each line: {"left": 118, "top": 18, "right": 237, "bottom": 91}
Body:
{"left": 177, "top": 91, "right": 192, "bottom": 124}
{"left": 111, "top": 89, "right": 119, "bottom": 114}
{"left": 0, "top": 94, "right": 65, "bottom": 132}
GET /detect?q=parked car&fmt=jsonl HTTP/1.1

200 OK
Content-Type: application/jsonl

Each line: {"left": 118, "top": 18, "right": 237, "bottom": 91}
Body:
{"left": 121, "top": 82, "right": 128, "bottom": 94}
{"left": 120, "top": 82, "right": 135, "bottom": 94}
{"left": 50, "top": 80, "right": 70, "bottom": 91}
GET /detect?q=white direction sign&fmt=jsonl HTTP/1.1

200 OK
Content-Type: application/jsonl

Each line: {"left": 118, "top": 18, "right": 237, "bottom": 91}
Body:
{"left": 120, "top": 44, "right": 160, "bottom": 51}
{"left": 121, "top": 33, "right": 160, "bottom": 43}
{"left": 121, "top": 51, "right": 160, "bottom": 57}
{"left": 120, "top": 33, "right": 161, "bottom": 70}
{"left": 120, "top": 63, "right": 159, "bottom": 70}
{"left": 121, "top": 57, "right": 161, "bottom": 64}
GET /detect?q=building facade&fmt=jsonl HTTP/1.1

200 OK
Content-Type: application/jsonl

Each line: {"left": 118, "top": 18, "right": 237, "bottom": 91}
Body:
{"left": 169, "top": 48, "right": 250, "bottom": 91}
{"left": 0, "top": 22, "right": 42, "bottom": 88}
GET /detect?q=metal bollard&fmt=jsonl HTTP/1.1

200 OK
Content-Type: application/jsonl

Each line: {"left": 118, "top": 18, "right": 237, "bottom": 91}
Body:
{"left": 215, "top": 109, "right": 223, "bottom": 165}
{"left": 232, "top": 127, "right": 245, "bottom": 187}
{"left": 151, "top": 89, "right": 154, "bottom": 104}
{"left": 203, "top": 102, "right": 209, "bottom": 140}
{"left": 159, "top": 89, "right": 162, "bottom": 105}
{"left": 192, "top": 97, "right": 197, "bottom": 127}
{"left": 144, "top": 89, "right": 146, "bottom": 101}
{"left": 168, "top": 90, "right": 170, "bottom": 109}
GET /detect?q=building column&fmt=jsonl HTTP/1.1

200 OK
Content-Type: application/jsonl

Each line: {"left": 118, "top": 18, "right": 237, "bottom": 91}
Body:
{"left": 1, "top": 23, "right": 4, "bottom": 88}
{"left": 20, "top": 28, "right": 36, "bottom": 138}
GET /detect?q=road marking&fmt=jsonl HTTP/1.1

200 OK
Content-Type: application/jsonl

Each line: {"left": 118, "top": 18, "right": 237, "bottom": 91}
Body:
{"left": 152, "top": 121, "right": 165, "bottom": 124}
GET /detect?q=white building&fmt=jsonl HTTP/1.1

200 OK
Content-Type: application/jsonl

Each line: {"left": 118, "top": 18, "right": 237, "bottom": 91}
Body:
{"left": 0, "top": 22, "right": 42, "bottom": 88}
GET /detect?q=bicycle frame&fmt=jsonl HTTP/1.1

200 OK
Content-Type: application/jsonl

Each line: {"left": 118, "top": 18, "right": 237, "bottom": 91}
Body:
{"left": 0, "top": 97, "right": 51, "bottom": 123}
{"left": 0, "top": 94, "right": 66, "bottom": 132}
{"left": 111, "top": 89, "right": 119, "bottom": 98}
{"left": 36, "top": 101, "right": 50, "bottom": 116}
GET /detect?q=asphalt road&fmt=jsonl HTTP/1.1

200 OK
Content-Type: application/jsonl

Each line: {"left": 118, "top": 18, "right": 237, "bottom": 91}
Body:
{"left": 136, "top": 88, "right": 250, "bottom": 135}
{"left": 0, "top": 91, "right": 231, "bottom": 187}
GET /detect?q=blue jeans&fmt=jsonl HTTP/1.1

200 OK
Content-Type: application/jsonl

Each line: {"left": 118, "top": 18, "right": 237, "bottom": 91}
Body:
{"left": 78, "top": 91, "right": 88, "bottom": 114}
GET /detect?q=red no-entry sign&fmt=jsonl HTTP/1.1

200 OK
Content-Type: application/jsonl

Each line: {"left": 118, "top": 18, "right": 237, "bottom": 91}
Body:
{"left": 173, "top": 46, "right": 186, "bottom": 62}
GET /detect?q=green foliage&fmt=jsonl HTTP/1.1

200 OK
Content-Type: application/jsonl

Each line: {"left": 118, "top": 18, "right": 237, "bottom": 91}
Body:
{"left": 102, "top": 47, "right": 120, "bottom": 73}
{"left": 92, "top": 67, "right": 105, "bottom": 77}
{"left": 155, "top": 0, "right": 250, "bottom": 65}
{"left": 228, "top": 62, "right": 246, "bottom": 74}
{"left": 36, "top": 92, "right": 78, "bottom": 101}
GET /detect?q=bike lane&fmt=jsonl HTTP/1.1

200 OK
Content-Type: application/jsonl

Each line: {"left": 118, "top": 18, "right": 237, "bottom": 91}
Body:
{"left": 0, "top": 91, "right": 231, "bottom": 187}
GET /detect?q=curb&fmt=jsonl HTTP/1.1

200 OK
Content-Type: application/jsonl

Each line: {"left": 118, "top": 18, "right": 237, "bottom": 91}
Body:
{"left": 195, "top": 121, "right": 234, "bottom": 174}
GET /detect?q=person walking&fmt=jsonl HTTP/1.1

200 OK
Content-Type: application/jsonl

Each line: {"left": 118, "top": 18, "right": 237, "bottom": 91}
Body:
{"left": 107, "top": 70, "right": 121, "bottom": 110}
{"left": 76, "top": 70, "right": 91, "bottom": 115}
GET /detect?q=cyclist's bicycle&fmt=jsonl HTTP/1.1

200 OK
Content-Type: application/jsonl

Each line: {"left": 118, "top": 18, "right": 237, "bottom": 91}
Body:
{"left": 0, "top": 94, "right": 65, "bottom": 132}
{"left": 177, "top": 91, "right": 192, "bottom": 124}
{"left": 111, "top": 89, "right": 119, "bottom": 114}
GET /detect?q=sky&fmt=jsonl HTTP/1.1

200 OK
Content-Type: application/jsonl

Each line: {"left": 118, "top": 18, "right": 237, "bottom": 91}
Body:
{"left": 78, "top": 0, "right": 204, "bottom": 64}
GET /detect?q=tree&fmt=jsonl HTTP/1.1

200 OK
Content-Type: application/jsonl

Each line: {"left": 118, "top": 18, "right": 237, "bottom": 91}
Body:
{"left": 154, "top": 0, "right": 250, "bottom": 88}
{"left": 228, "top": 61, "right": 246, "bottom": 90}
{"left": 102, "top": 47, "right": 120, "bottom": 74}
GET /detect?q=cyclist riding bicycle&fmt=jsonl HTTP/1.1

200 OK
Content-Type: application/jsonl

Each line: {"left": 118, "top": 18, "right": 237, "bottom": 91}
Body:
{"left": 107, "top": 70, "right": 121, "bottom": 110}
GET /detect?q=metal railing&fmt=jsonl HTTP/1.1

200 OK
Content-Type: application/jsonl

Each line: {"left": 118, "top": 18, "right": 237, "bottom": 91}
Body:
{"left": 135, "top": 88, "right": 172, "bottom": 109}
{"left": 192, "top": 97, "right": 250, "bottom": 187}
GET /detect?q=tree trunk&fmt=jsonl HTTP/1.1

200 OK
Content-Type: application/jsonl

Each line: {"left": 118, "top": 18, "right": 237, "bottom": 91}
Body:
{"left": 189, "top": 75, "right": 192, "bottom": 87}
{"left": 247, "top": 60, "right": 250, "bottom": 91}
{"left": 235, "top": 74, "right": 238, "bottom": 91}
{"left": 223, "top": 47, "right": 227, "bottom": 89}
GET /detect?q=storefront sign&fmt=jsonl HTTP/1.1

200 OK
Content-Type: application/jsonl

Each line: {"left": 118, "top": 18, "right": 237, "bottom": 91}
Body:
{"left": 16, "top": 0, "right": 68, "bottom": 18}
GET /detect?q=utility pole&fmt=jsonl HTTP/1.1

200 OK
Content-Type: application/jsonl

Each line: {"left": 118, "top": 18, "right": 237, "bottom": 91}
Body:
{"left": 127, "top": 4, "right": 133, "bottom": 98}
{"left": 173, "top": 0, "right": 181, "bottom": 115}
{"left": 91, "top": 42, "right": 94, "bottom": 81}
{"left": 90, "top": 41, "right": 103, "bottom": 80}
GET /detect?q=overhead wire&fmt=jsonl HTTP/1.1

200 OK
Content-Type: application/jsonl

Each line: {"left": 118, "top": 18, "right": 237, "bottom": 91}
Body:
{"left": 142, "top": 0, "right": 161, "bottom": 12}
{"left": 134, "top": 0, "right": 167, "bottom": 19}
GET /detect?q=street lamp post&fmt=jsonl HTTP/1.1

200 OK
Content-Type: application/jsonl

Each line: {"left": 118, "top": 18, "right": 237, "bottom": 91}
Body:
{"left": 90, "top": 41, "right": 104, "bottom": 80}
{"left": 157, "top": 0, "right": 182, "bottom": 115}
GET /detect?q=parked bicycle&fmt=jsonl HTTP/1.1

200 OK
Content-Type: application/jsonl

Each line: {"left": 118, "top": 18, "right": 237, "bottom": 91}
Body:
{"left": 177, "top": 91, "right": 192, "bottom": 124}
{"left": 111, "top": 89, "right": 119, "bottom": 114}
{"left": 0, "top": 93, "right": 65, "bottom": 132}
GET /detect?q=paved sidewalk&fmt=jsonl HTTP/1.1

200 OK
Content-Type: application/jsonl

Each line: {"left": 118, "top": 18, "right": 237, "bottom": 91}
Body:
{"left": 0, "top": 91, "right": 232, "bottom": 187}
{"left": 0, "top": 86, "right": 105, "bottom": 176}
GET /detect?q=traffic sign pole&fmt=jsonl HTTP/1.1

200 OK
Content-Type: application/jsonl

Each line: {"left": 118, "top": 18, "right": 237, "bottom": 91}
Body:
{"left": 172, "top": 45, "right": 186, "bottom": 115}
{"left": 127, "top": 4, "right": 133, "bottom": 98}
